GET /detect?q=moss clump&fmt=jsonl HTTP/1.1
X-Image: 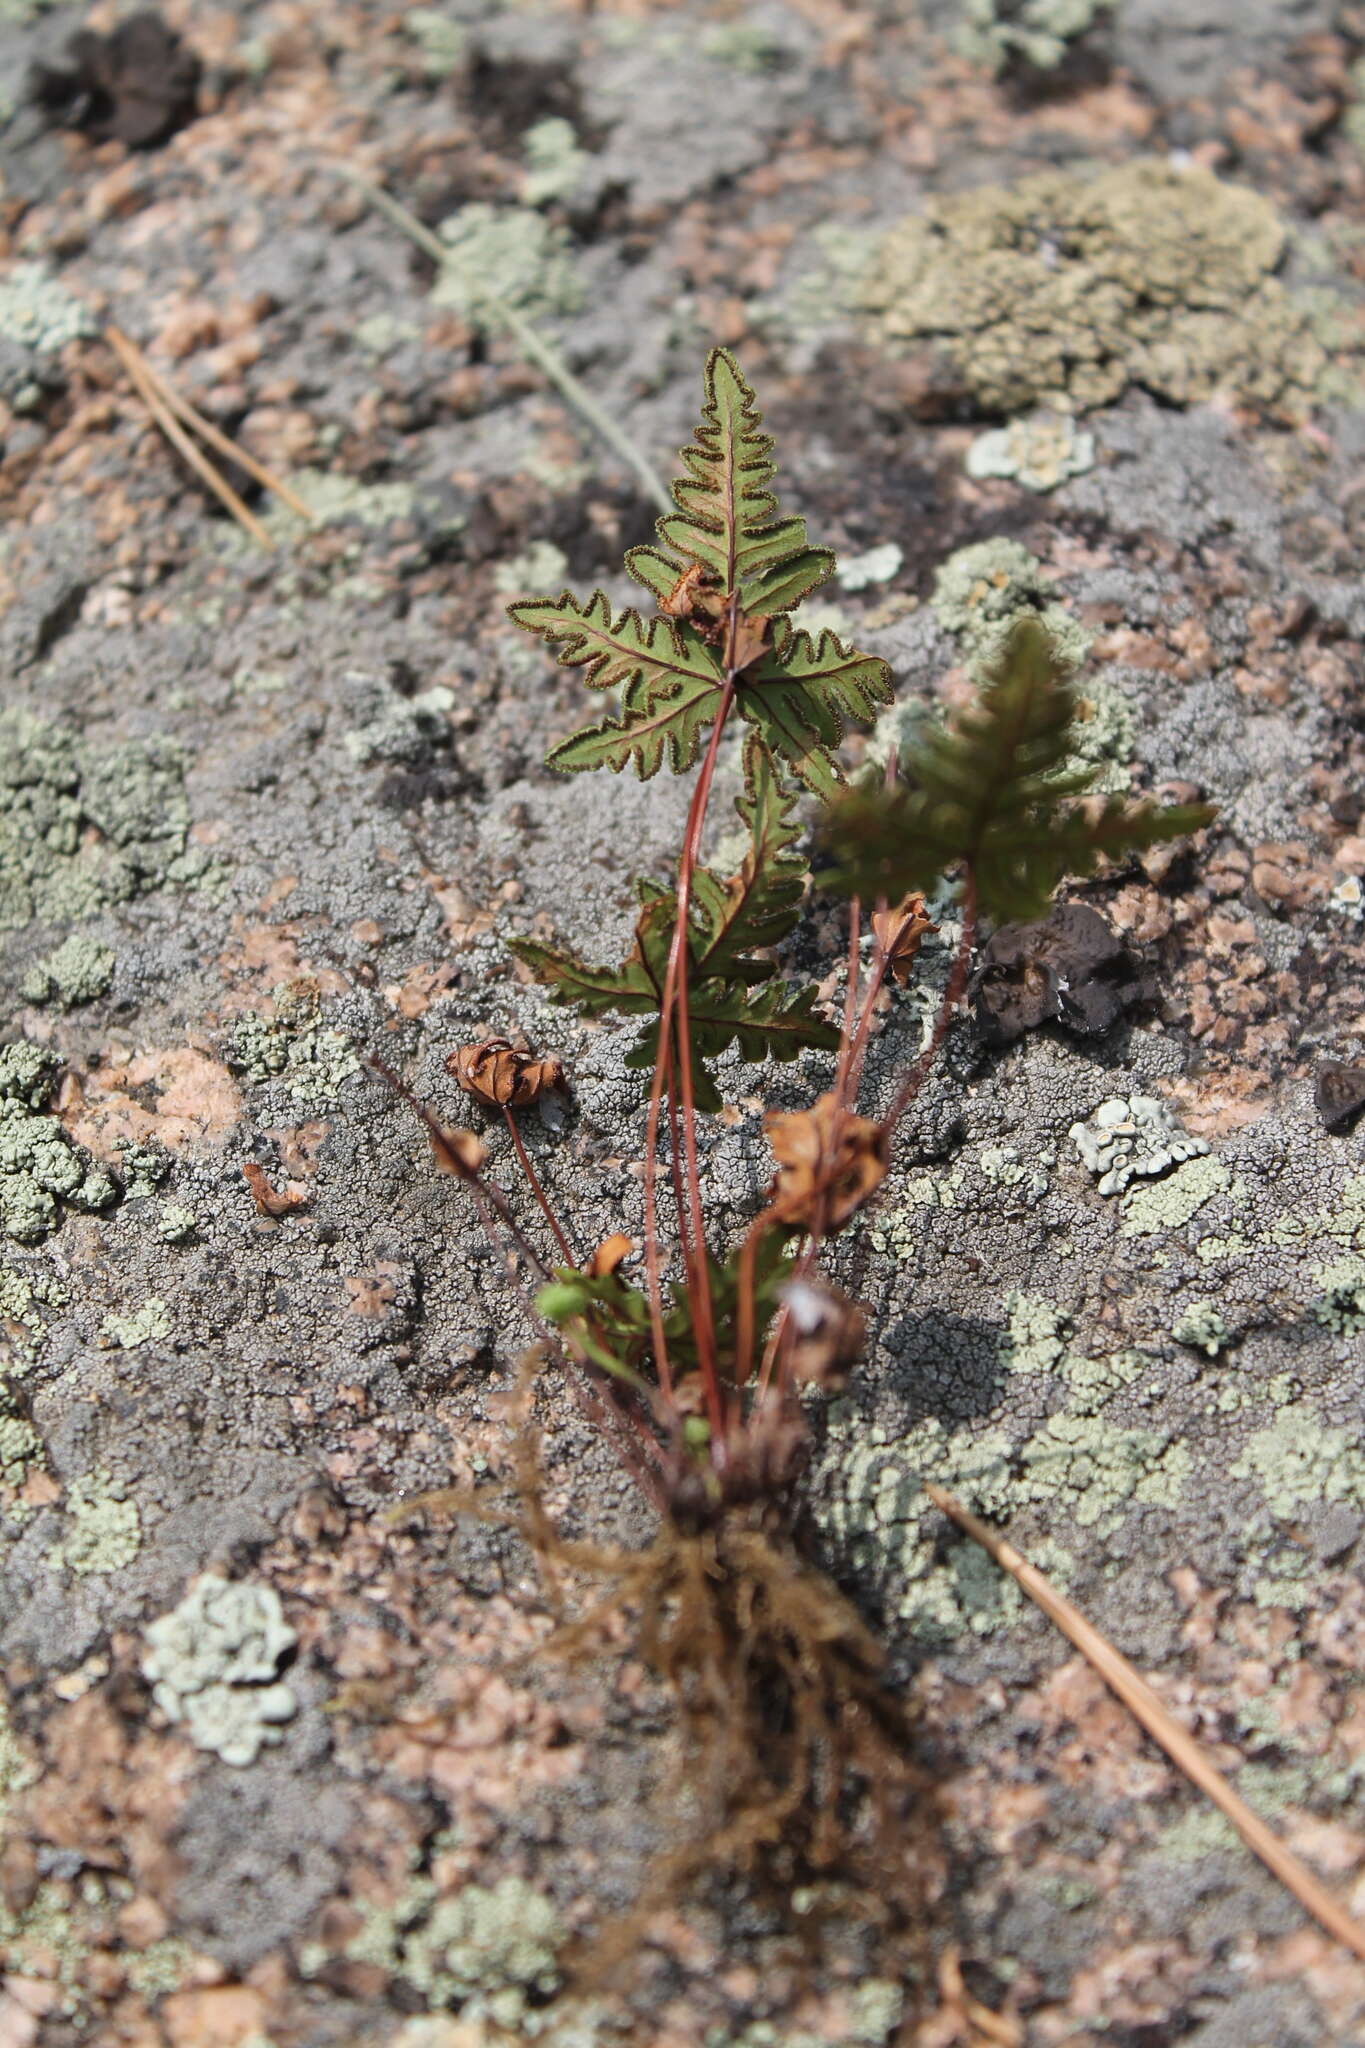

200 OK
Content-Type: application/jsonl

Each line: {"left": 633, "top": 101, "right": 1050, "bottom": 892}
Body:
{"left": 431, "top": 205, "right": 583, "bottom": 331}
{"left": 1, "top": 1041, "right": 116, "bottom": 1244}
{"left": 930, "top": 538, "right": 1090, "bottom": 671}
{"left": 49, "top": 1469, "right": 141, "bottom": 1576}
{"left": 20, "top": 933, "right": 115, "bottom": 1008}
{"left": 227, "top": 979, "right": 361, "bottom": 1108}
{"left": 0, "top": 709, "right": 211, "bottom": 933}
{"left": 855, "top": 160, "right": 1332, "bottom": 418}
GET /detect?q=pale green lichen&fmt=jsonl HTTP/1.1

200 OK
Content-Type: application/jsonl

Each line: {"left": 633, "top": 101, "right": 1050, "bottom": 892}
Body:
{"left": 1, "top": 1041, "right": 116, "bottom": 1244}
{"left": 954, "top": 0, "right": 1111, "bottom": 75}
{"left": 343, "top": 684, "right": 455, "bottom": 768}
{"left": 931, "top": 537, "right": 1090, "bottom": 671}
{"left": 1000, "top": 1290, "right": 1069, "bottom": 1375}
{"left": 1311, "top": 1259, "right": 1365, "bottom": 1337}
{"left": 1058, "top": 1346, "right": 1145, "bottom": 1414}
{"left": 0, "top": 1261, "right": 66, "bottom": 1373}
{"left": 347, "top": 1868, "right": 563, "bottom": 2026}
{"left": 116, "top": 1141, "right": 171, "bottom": 1200}
{"left": 1017, "top": 1412, "right": 1192, "bottom": 1530}
{"left": 854, "top": 160, "right": 1335, "bottom": 418}
{"left": 1173, "top": 1301, "right": 1232, "bottom": 1356}
{"left": 156, "top": 1202, "right": 197, "bottom": 1243}
{"left": 1121, "top": 1154, "right": 1231, "bottom": 1237}
{"left": 100, "top": 1298, "right": 170, "bottom": 1349}
{"left": 705, "top": 1977, "right": 904, "bottom": 2046}
{"left": 49, "top": 1470, "right": 141, "bottom": 1576}
{"left": 978, "top": 1141, "right": 1053, "bottom": 1203}
{"left": 1065, "top": 679, "right": 1136, "bottom": 795}
{"left": 20, "top": 933, "right": 115, "bottom": 1009}
{"left": 228, "top": 981, "right": 360, "bottom": 1108}
{"left": 1233, "top": 1405, "right": 1365, "bottom": 1518}
{"left": 143, "top": 1575, "right": 297, "bottom": 1766}
{"left": 0, "top": 708, "right": 211, "bottom": 932}
{"left": 1070, "top": 1093, "right": 1209, "bottom": 1199}
{"left": 837, "top": 542, "right": 903, "bottom": 592}
{"left": 523, "top": 118, "right": 588, "bottom": 207}
{"left": 432, "top": 206, "right": 583, "bottom": 331}
{"left": 0, "top": 1409, "right": 43, "bottom": 1490}
{"left": 403, "top": 6, "right": 466, "bottom": 76}
{"left": 966, "top": 413, "right": 1096, "bottom": 491}
{"left": 0, "top": 261, "right": 96, "bottom": 352}
{"left": 494, "top": 541, "right": 571, "bottom": 597}
{"left": 698, "top": 20, "right": 786, "bottom": 72}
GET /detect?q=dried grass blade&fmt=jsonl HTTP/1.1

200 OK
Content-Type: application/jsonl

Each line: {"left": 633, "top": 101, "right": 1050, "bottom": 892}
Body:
{"left": 925, "top": 1483, "right": 1365, "bottom": 1963}
{"left": 107, "top": 325, "right": 274, "bottom": 549}
{"left": 108, "top": 327, "right": 313, "bottom": 519}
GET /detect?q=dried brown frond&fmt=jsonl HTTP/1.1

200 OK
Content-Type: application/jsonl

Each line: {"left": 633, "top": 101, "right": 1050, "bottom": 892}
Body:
{"left": 781, "top": 1279, "right": 865, "bottom": 1392}
{"left": 871, "top": 892, "right": 938, "bottom": 986}
{"left": 447, "top": 1037, "right": 565, "bottom": 1109}
{"left": 241, "top": 1160, "right": 308, "bottom": 1218}
{"left": 765, "top": 1090, "right": 889, "bottom": 1232}
{"left": 583, "top": 1232, "right": 634, "bottom": 1278}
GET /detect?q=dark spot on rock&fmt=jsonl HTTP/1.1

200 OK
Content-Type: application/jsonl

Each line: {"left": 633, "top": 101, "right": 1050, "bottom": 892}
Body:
{"left": 30, "top": 11, "right": 201, "bottom": 150}
{"left": 1315, "top": 1059, "right": 1365, "bottom": 1131}
{"left": 970, "top": 901, "right": 1152, "bottom": 1047}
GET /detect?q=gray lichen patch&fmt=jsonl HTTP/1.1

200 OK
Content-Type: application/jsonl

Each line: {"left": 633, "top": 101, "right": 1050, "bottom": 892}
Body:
{"left": 142, "top": 1575, "right": 298, "bottom": 1767}
{"left": 227, "top": 978, "right": 361, "bottom": 1108}
{"left": 0, "top": 708, "right": 212, "bottom": 932}
{"left": 853, "top": 160, "right": 1335, "bottom": 418}
{"left": 48, "top": 1469, "right": 141, "bottom": 1576}
{"left": 20, "top": 932, "right": 115, "bottom": 1008}
{"left": 0, "top": 261, "right": 96, "bottom": 412}
{"left": 1070, "top": 1093, "right": 1209, "bottom": 1198}
{"left": 0, "top": 1040, "right": 116, "bottom": 1244}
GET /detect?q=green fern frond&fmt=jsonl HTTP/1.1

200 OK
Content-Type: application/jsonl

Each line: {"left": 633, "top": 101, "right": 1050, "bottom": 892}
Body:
{"left": 508, "top": 591, "right": 726, "bottom": 779}
{"left": 624, "top": 977, "right": 839, "bottom": 1113}
{"left": 741, "top": 620, "right": 894, "bottom": 797}
{"left": 823, "top": 615, "right": 1215, "bottom": 922}
{"left": 627, "top": 348, "right": 835, "bottom": 618}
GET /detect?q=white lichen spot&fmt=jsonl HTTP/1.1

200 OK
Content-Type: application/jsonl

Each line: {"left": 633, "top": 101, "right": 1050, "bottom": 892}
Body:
{"left": 494, "top": 541, "right": 571, "bottom": 597}
{"left": 1070, "top": 1093, "right": 1209, "bottom": 1198}
{"left": 142, "top": 1575, "right": 297, "bottom": 1767}
{"left": 837, "top": 542, "right": 903, "bottom": 592}
{"left": 965, "top": 414, "right": 1097, "bottom": 492}
{"left": 1232, "top": 1405, "right": 1365, "bottom": 1518}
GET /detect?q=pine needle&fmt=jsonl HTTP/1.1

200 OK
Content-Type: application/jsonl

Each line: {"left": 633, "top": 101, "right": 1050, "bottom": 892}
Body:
{"left": 925, "top": 1483, "right": 1365, "bottom": 1964}
{"left": 106, "top": 326, "right": 312, "bottom": 544}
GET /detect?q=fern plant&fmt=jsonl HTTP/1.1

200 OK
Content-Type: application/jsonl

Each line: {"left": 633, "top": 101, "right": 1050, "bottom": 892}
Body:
{"left": 385, "top": 345, "right": 1212, "bottom": 1947}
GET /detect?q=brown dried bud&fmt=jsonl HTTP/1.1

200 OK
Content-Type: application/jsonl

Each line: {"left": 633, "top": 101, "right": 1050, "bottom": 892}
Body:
{"left": 447, "top": 1038, "right": 565, "bottom": 1110}
{"left": 584, "top": 1233, "right": 633, "bottom": 1279}
{"left": 781, "top": 1280, "right": 865, "bottom": 1392}
{"left": 425, "top": 1122, "right": 488, "bottom": 1179}
{"left": 871, "top": 892, "right": 938, "bottom": 987}
{"left": 242, "top": 1161, "right": 308, "bottom": 1218}
{"left": 765, "top": 1090, "right": 889, "bottom": 1233}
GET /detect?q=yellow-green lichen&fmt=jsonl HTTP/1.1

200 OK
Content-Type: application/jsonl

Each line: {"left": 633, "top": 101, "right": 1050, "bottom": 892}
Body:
{"left": 0, "top": 1261, "right": 66, "bottom": 1373}
{"left": 1017, "top": 1412, "right": 1192, "bottom": 1530}
{"left": 20, "top": 932, "right": 115, "bottom": 1009}
{"left": 431, "top": 206, "right": 583, "bottom": 332}
{"left": 48, "top": 1469, "right": 141, "bottom": 1576}
{"left": 931, "top": 537, "right": 1090, "bottom": 670}
{"left": 347, "top": 1867, "right": 563, "bottom": 2027}
{"left": 954, "top": 0, "right": 1111, "bottom": 75}
{"left": 1001, "top": 1290, "right": 1069, "bottom": 1375}
{"left": 1173, "top": 1301, "right": 1232, "bottom": 1356}
{"left": 227, "top": 981, "right": 360, "bottom": 1108}
{"left": 854, "top": 159, "right": 1339, "bottom": 419}
{"left": 100, "top": 1298, "right": 171, "bottom": 1349}
{"left": 1311, "top": 1260, "right": 1365, "bottom": 1337}
{"left": 1121, "top": 1154, "right": 1231, "bottom": 1237}
{"left": 0, "top": 709, "right": 213, "bottom": 932}
{"left": 1, "top": 1041, "right": 116, "bottom": 1244}
{"left": 1232, "top": 1404, "right": 1365, "bottom": 1519}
